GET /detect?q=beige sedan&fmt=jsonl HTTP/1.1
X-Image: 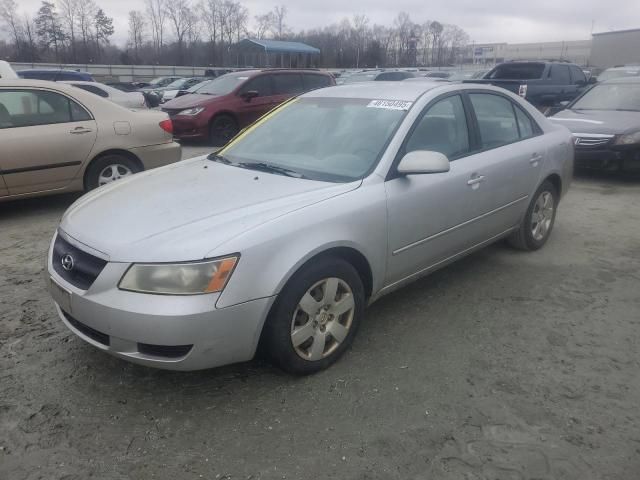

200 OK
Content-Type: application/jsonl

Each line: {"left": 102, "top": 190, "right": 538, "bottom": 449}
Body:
{"left": 0, "top": 79, "right": 181, "bottom": 202}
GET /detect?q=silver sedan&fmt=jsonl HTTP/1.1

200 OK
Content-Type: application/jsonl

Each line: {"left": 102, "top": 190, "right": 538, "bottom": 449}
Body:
{"left": 47, "top": 82, "right": 573, "bottom": 374}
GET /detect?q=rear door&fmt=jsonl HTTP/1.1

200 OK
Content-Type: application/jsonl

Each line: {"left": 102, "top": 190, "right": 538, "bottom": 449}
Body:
{"left": 235, "top": 74, "right": 276, "bottom": 126}
{"left": 0, "top": 88, "right": 97, "bottom": 195}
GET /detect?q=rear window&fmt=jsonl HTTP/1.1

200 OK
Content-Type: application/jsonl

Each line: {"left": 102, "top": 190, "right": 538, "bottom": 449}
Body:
{"left": 549, "top": 65, "right": 571, "bottom": 84}
{"left": 487, "top": 63, "right": 546, "bottom": 80}
{"left": 303, "top": 74, "right": 331, "bottom": 91}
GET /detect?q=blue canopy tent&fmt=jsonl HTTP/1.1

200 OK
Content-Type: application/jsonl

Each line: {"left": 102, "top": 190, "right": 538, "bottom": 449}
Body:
{"left": 232, "top": 39, "right": 321, "bottom": 68}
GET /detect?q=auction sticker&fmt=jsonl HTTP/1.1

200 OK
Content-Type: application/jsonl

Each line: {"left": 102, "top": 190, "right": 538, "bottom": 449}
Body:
{"left": 367, "top": 100, "right": 413, "bottom": 111}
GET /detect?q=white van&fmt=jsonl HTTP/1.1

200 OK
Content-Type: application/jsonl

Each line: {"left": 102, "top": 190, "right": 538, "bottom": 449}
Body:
{"left": 0, "top": 61, "right": 18, "bottom": 79}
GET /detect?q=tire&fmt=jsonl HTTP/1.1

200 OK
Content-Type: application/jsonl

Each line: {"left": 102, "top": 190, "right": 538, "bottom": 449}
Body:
{"left": 508, "top": 180, "right": 558, "bottom": 251}
{"left": 209, "top": 114, "right": 238, "bottom": 147}
{"left": 85, "top": 154, "right": 141, "bottom": 191}
{"left": 263, "top": 257, "right": 365, "bottom": 375}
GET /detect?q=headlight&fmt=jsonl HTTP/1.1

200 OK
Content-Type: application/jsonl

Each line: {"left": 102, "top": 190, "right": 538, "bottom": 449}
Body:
{"left": 119, "top": 256, "right": 238, "bottom": 295}
{"left": 177, "top": 107, "right": 205, "bottom": 116}
{"left": 615, "top": 130, "right": 640, "bottom": 145}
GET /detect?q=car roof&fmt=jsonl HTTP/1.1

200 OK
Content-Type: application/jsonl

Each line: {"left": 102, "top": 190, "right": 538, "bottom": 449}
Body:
{"left": 0, "top": 78, "right": 94, "bottom": 94}
{"left": 304, "top": 81, "right": 447, "bottom": 101}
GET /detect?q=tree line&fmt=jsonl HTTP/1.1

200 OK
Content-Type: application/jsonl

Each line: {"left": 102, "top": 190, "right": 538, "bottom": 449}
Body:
{"left": 0, "top": 0, "right": 470, "bottom": 68}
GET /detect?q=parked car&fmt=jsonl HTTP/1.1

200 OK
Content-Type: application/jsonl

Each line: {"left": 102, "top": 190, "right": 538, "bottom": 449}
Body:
{"left": 157, "top": 77, "right": 208, "bottom": 104}
{"left": 597, "top": 65, "right": 640, "bottom": 82}
{"left": 47, "top": 82, "right": 572, "bottom": 374}
{"left": 64, "top": 81, "right": 148, "bottom": 109}
{"left": 340, "top": 70, "right": 415, "bottom": 84}
{"left": 447, "top": 70, "right": 488, "bottom": 81}
{"left": 467, "top": 61, "right": 593, "bottom": 110}
{"left": 0, "top": 61, "right": 17, "bottom": 79}
{"left": 162, "top": 69, "right": 335, "bottom": 145}
{"left": 141, "top": 76, "right": 184, "bottom": 107}
{"left": 17, "top": 69, "right": 94, "bottom": 81}
{"left": 420, "top": 71, "right": 452, "bottom": 79}
{"left": 0, "top": 79, "right": 181, "bottom": 202}
{"left": 550, "top": 77, "right": 640, "bottom": 171}
{"left": 107, "top": 81, "right": 149, "bottom": 92}
{"left": 161, "top": 79, "right": 213, "bottom": 104}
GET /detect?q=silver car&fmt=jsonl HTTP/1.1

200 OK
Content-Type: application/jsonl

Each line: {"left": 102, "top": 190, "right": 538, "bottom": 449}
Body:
{"left": 47, "top": 82, "right": 573, "bottom": 374}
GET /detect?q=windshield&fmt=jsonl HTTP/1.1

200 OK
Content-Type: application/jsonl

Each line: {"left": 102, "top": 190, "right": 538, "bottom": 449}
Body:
{"left": 598, "top": 69, "right": 640, "bottom": 82}
{"left": 165, "top": 79, "right": 189, "bottom": 89}
{"left": 572, "top": 83, "right": 640, "bottom": 111}
{"left": 196, "top": 75, "right": 247, "bottom": 95}
{"left": 487, "top": 63, "right": 545, "bottom": 80}
{"left": 187, "top": 80, "right": 211, "bottom": 92}
{"left": 217, "top": 97, "right": 409, "bottom": 182}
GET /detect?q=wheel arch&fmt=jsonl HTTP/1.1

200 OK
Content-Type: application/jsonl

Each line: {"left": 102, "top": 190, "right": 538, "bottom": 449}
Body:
{"left": 545, "top": 173, "right": 563, "bottom": 197}
{"left": 83, "top": 149, "right": 143, "bottom": 190}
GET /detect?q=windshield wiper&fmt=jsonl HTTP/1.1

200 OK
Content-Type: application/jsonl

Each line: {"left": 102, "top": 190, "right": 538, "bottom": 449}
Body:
{"left": 207, "top": 153, "right": 233, "bottom": 164}
{"left": 237, "top": 162, "right": 305, "bottom": 179}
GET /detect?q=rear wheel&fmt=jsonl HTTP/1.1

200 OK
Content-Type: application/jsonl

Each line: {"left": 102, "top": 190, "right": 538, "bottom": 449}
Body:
{"left": 209, "top": 114, "right": 238, "bottom": 147}
{"left": 85, "top": 154, "right": 141, "bottom": 191}
{"left": 263, "top": 257, "right": 365, "bottom": 375}
{"left": 508, "top": 180, "right": 558, "bottom": 251}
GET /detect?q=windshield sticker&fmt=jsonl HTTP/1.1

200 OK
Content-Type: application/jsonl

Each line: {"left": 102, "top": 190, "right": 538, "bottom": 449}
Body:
{"left": 367, "top": 100, "right": 413, "bottom": 111}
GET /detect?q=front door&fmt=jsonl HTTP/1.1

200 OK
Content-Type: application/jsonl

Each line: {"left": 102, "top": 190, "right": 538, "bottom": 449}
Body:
{"left": 0, "top": 88, "right": 97, "bottom": 195}
{"left": 235, "top": 74, "right": 278, "bottom": 127}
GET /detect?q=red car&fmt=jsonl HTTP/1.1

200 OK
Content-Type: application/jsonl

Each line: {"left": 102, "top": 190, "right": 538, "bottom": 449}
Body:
{"left": 161, "top": 69, "right": 335, "bottom": 145}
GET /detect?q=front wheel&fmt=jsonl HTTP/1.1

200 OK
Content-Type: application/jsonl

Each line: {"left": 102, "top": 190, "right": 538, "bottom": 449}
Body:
{"left": 508, "top": 180, "right": 558, "bottom": 251}
{"left": 263, "top": 257, "right": 365, "bottom": 375}
{"left": 209, "top": 114, "right": 238, "bottom": 147}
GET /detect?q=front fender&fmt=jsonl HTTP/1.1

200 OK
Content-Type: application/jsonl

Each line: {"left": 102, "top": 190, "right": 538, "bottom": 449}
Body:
{"left": 213, "top": 182, "right": 388, "bottom": 309}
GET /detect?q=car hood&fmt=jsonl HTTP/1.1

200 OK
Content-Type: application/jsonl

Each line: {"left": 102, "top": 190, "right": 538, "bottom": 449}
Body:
{"left": 162, "top": 93, "right": 223, "bottom": 109}
{"left": 60, "top": 157, "right": 360, "bottom": 262}
{"left": 550, "top": 109, "right": 640, "bottom": 135}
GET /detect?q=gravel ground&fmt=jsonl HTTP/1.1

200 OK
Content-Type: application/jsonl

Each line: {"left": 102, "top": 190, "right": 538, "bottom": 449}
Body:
{"left": 1, "top": 160, "right": 639, "bottom": 479}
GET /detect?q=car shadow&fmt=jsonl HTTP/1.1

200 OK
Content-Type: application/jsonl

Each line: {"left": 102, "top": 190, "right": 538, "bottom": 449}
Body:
{"left": 574, "top": 167, "right": 640, "bottom": 184}
{"left": 0, "top": 192, "right": 81, "bottom": 219}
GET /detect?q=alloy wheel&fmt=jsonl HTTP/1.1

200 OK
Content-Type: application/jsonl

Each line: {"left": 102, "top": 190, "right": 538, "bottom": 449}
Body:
{"left": 531, "top": 191, "right": 554, "bottom": 241}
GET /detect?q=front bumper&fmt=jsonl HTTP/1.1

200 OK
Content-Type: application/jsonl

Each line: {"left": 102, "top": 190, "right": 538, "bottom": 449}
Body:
{"left": 575, "top": 147, "right": 640, "bottom": 170}
{"left": 169, "top": 116, "right": 209, "bottom": 140}
{"left": 48, "top": 237, "right": 275, "bottom": 371}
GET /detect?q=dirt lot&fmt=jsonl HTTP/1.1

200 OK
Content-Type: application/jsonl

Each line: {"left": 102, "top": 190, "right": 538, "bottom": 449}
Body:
{"left": 1, "top": 160, "right": 639, "bottom": 479}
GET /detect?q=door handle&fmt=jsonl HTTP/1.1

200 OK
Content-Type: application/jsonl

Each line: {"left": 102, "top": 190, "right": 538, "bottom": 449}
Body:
{"left": 530, "top": 154, "right": 543, "bottom": 165}
{"left": 467, "top": 175, "right": 485, "bottom": 186}
{"left": 70, "top": 127, "right": 92, "bottom": 134}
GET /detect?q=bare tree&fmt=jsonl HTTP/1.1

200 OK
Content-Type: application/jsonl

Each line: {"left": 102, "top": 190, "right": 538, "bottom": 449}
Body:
{"left": 59, "top": 0, "right": 79, "bottom": 61}
{"left": 146, "top": 0, "right": 166, "bottom": 58}
{"left": 352, "top": 14, "right": 368, "bottom": 68}
{"left": 165, "top": 0, "right": 190, "bottom": 63}
{"left": 76, "top": 0, "right": 97, "bottom": 62}
{"left": 254, "top": 12, "right": 272, "bottom": 39}
{"left": 0, "top": 0, "right": 23, "bottom": 58}
{"left": 23, "top": 13, "right": 38, "bottom": 61}
{"left": 270, "top": 5, "right": 287, "bottom": 39}
{"left": 128, "top": 10, "right": 145, "bottom": 62}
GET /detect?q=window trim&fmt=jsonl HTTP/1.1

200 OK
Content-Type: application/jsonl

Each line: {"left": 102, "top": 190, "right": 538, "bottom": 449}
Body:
{"left": 0, "top": 87, "right": 94, "bottom": 130}
{"left": 386, "top": 92, "right": 474, "bottom": 180}
{"left": 463, "top": 90, "right": 543, "bottom": 154}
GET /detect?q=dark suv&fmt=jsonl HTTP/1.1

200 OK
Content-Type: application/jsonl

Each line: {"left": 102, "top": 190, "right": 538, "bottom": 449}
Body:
{"left": 161, "top": 69, "right": 335, "bottom": 145}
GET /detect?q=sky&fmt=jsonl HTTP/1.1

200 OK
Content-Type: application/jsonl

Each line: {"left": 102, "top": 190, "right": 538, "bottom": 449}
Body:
{"left": 6, "top": 0, "right": 640, "bottom": 47}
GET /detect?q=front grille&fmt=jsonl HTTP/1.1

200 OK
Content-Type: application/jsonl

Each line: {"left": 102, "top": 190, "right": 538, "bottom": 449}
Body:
{"left": 573, "top": 134, "right": 614, "bottom": 149}
{"left": 138, "top": 343, "right": 193, "bottom": 359}
{"left": 63, "top": 311, "right": 110, "bottom": 346}
{"left": 52, "top": 235, "right": 107, "bottom": 290}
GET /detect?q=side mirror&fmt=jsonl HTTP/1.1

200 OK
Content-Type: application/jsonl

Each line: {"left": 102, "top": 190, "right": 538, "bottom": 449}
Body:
{"left": 397, "top": 150, "right": 450, "bottom": 175}
{"left": 240, "top": 90, "right": 259, "bottom": 102}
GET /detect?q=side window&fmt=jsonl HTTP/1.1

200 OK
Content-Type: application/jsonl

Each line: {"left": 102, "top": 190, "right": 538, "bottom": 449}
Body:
{"left": 570, "top": 66, "right": 587, "bottom": 85}
{"left": 469, "top": 93, "right": 519, "bottom": 148}
{"left": 239, "top": 75, "right": 273, "bottom": 97}
{"left": 272, "top": 74, "right": 304, "bottom": 95}
{"left": 74, "top": 84, "right": 108, "bottom": 98}
{"left": 0, "top": 89, "right": 90, "bottom": 128}
{"left": 514, "top": 106, "right": 536, "bottom": 139}
{"left": 550, "top": 65, "right": 571, "bottom": 84}
{"left": 303, "top": 74, "right": 331, "bottom": 91}
{"left": 405, "top": 95, "right": 470, "bottom": 159}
